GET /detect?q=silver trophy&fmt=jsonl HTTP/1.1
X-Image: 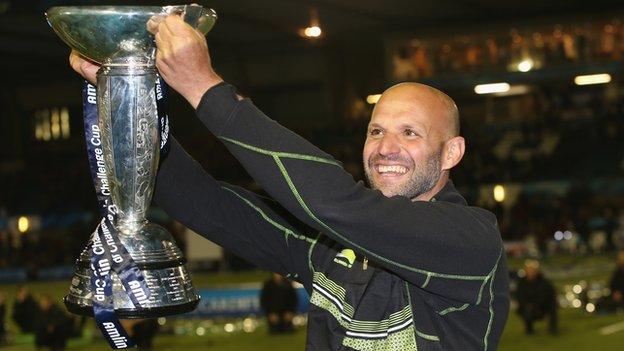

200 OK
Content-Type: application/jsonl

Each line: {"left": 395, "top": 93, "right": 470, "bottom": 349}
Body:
{"left": 45, "top": 5, "right": 217, "bottom": 318}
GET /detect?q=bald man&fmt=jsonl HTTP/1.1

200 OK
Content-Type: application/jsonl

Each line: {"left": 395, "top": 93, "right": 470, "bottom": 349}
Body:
{"left": 70, "top": 15, "right": 509, "bottom": 351}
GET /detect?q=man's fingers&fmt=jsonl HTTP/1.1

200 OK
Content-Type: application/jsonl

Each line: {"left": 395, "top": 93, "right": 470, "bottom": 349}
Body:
{"left": 164, "top": 15, "right": 194, "bottom": 36}
{"left": 81, "top": 60, "right": 98, "bottom": 76}
{"left": 155, "top": 31, "right": 172, "bottom": 56}
{"left": 69, "top": 50, "right": 82, "bottom": 71}
{"left": 155, "top": 31, "right": 164, "bottom": 48}
{"left": 146, "top": 16, "right": 162, "bottom": 35}
{"left": 155, "top": 50, "right": 167, "bottom": 70}
{"left": 68, "top": 50, "right": 98, "bottom": 84}
{"left": 155, "top": 31, "right": 174, "bottom": 70}
{"left": 192, "top": 27, "right": 206, "bottom": 42}
{"left": 155, "top": 50, "right": 173, "bottom": 80}
{"left": 157, "top": 20, "right": 176, "bottom": 43}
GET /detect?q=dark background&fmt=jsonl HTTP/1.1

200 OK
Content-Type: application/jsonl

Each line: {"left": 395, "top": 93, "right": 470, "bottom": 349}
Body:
{"left": 2, "top": 0, "right": 624, "bottom": 268}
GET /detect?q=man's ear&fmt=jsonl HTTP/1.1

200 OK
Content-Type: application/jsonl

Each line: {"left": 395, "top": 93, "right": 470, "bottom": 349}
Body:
{"left": 441, "top": 136, "right": 465, "bottom": 171}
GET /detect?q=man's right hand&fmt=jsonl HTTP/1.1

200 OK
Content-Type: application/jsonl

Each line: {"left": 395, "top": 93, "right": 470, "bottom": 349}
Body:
{"left": 69, "top": 50, "right": 99, "bottom": 85}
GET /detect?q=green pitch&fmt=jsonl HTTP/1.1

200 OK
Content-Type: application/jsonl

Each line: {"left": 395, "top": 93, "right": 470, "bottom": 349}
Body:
{"left": 1, "top": 255, "right": 623, "bottom": 350}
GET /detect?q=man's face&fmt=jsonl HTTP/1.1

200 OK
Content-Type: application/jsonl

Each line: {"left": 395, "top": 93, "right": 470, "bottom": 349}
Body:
{"left": 525, "top": 266, "right": 539, "bottom": 281}
{"left": 617, "top": 251, "right": 624, "bottom": 267}
{"left": 363, "top": 92, "right": 445, "bottom": 199}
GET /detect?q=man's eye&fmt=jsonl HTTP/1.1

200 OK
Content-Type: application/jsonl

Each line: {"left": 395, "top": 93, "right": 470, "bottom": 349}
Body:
{"left": 404, "top": 129, "right": 418, "bottom": 137}
{"left": 369, "top": 129, "right": 383, "bottom": 136}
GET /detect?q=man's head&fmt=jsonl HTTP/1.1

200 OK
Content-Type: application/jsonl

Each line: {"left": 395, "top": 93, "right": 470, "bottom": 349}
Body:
{"left": 363, "top": 83, "right": 465, "bottom": 200}
{"left": 272, "top": 272, "right": 285, "bottom": 283}
{"left": 523, "top": 259, "right": 541, "bottom": 281}
{"left": 39, "top": 294, "right": 53, "bottom": 311}
{"left": 16, "top": 285, "right": 28, "bottom": 300}
{"left": 617, "top": 250, "right": 624, "bottom": 268}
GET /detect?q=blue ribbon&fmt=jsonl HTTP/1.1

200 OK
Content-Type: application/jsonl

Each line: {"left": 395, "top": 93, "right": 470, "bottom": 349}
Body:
{"left": 89, "top": 217, "right": 134, "bottom": 349}
{"left": 82, "top": 76, "right": 170, "bottom": 349}
{"left": 155, "top": 76, "right": 171, "bottom": 156}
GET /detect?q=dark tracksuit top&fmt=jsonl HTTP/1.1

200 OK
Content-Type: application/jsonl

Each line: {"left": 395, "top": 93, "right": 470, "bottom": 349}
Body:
{"left": 153, "top": 83, "right": 510, "bottom": 350}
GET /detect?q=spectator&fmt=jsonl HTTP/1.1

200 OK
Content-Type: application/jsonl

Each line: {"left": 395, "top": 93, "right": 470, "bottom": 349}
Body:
{"left": 260, "top": 273, "right": 298, "bottom": 334}
{"left": 12, "top": 285, "right": 39, "bottom": 333}
{"left": 598, "top": 250, "right": 624, "bottom": 313}
{"left": 516, "top": 259, "right": 558, "bottom": 335}
{"left": 131, "top": 319, "right": 159, "bottom": 351}
{"left": 0, "top": 292, "right": 6, "bottom": 344}
{"left": 34, "top": 295, "right": 70, "bottom": 351}
{"left": 604, "top": 207, "right": 619, "bottom": 252}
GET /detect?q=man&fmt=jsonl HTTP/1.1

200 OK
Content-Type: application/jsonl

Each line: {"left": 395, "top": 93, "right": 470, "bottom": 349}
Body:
{"left": 609, "top": 250, "right": 624, "bottom": 306}
{"left": 0, "top": 292, "right": 6, "bottom": 345}
{"left": 597, "top": 250, "right": 624, "bottom": 313}
{"left": 261, "top": 273, "right": 299, "bottom": 334}
{"left": 34, "top": 295, "right": 70, "bottom": 351}
{"left": 129, "top": 319, "right": 159, "bottom": 351}
{"left": 12, "top": 285, "right": 39, "bottom": 333}
{"left": 515, "top": 260, "right": 557, "bottom": 335}
{"left": 70, "top": 15, "right": 509, "bottom": 351}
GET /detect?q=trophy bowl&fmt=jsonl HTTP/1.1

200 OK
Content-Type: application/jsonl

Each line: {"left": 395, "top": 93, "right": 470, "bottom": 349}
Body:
{"left": 45, "top": 5, "right": 217, "bottom": 318}
{"left": 46, "top": 5, "right": 216, "bottom": 65}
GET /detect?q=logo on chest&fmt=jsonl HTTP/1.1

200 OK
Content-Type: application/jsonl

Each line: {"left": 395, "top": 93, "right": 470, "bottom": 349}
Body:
{"left": 333, "top": 249, "right": 356, "bottom": 269}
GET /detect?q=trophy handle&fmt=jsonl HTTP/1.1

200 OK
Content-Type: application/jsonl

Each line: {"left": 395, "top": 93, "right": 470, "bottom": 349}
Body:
{"left": 180, "top": 4, "right": 203, "bottom": 27}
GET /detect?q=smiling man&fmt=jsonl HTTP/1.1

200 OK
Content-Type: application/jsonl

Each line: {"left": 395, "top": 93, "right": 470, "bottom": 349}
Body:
{"left": 363, "top": 83, "right": 463, "bottom": 201}
{"left": 70, "top": 15, "right": 509, "bottom": 351}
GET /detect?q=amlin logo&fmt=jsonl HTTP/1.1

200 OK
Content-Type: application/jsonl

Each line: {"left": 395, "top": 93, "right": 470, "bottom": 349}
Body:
{"left": 103, "top": 322, "right": 128, "bottom": 348}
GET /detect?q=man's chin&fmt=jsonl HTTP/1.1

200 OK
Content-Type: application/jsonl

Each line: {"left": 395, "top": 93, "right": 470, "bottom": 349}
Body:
{"left": 379, "top": 189, "right": 398, "bottom": 197}
{"left": 374, "top": 180, "right": 424, "bottom": 199}
{"left": 374, "top": 177, "right": 404, "bottom": 192}
{"left": 374, "top": 183, "right": 404, "bottom": 198}
{"left": 365, "top": 172, "right": 410, "bottom": 197}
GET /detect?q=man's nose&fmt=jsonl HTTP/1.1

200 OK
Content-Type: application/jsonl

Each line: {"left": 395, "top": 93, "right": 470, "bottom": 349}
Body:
{"left": 377, "top": 134, "right": 401, "bottom": 156}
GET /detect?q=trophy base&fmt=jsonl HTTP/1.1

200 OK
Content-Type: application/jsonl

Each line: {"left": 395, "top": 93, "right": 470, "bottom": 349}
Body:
{"left": 64, "top": 222, "right": 200, "bottom": 318}
{"left": 64, "top": 296, "right": 200, "bottom": 319}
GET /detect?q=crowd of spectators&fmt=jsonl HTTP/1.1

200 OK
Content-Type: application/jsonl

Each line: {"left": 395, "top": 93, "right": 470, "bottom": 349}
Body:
{"left": 0, "top": 285, "right": 79, "bottom": 350}
{"left": 0, "top": 285, "right": 158, "bottom": 349}
{"left": 2, "top": 20, "right": 624, "bottom": 270}
{"left": 458, "top": 88, "right": 624, "bottom": 185}
{"left": 2, "top": 82, "right": 624, "bottom": 268}
{"left": 391, "top": 18, "right": 624, "bottom": 80}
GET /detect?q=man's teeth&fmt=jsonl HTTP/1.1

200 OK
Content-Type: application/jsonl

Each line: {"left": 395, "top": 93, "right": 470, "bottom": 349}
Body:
{"left": 377, "top": 165, "right": 407, "bottom": 174}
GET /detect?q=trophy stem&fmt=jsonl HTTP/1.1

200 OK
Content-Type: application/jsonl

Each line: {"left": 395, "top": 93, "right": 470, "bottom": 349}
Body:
{"left": 97, "top": 65, "right": 159, "bottom": 232}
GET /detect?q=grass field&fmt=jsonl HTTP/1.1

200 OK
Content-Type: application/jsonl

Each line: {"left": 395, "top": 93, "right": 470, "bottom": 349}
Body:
{"left": 1, "top": 255, "right": 624, "bottom": 350}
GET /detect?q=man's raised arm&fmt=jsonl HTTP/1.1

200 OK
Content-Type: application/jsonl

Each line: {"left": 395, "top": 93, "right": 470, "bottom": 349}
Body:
{"left": 153, "top": 136, "right": 317, "bottom": 289}
{"left": 153, "top": 16, "right": 503, "bottom": 304}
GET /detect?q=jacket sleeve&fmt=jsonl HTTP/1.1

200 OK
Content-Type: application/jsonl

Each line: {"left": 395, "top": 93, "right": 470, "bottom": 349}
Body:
{"left": 194, "top": 83, "right": 504, "bottom": 303}
{"left": 152, "top": 135, "right": 317, "bottom": 290}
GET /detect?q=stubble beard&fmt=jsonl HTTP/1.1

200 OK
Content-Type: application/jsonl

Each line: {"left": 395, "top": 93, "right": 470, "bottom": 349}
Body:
{"left": 364, "top": 150, "right": 442, "bottom": 199}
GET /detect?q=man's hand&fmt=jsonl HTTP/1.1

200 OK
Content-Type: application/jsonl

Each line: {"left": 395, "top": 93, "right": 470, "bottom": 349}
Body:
{"left": 69, "top": 50, "right": 99, "bottom": 85}
{"left": 151, "top": 15, "right": 223, "bottom": 109}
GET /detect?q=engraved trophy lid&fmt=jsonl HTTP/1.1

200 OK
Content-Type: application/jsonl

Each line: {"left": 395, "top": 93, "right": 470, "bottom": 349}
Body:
{"left": 45, "top": 5, "right": 217, "bottom": 65}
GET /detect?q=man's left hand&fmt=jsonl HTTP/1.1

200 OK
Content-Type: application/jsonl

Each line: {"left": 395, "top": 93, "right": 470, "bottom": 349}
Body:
{"left": 150, "top": 15, "right": 223, "bottom": 109}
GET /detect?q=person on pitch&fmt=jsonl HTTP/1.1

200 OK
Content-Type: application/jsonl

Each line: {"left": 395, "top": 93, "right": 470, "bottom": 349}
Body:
{"left": 515, "top": 259, "right": 558, "bottom": 335}
{"left": 70, "top": 15, "right": 509, "bottom": 350}
{"left": 261, "top": 273, "right": 298, "bottom": 334}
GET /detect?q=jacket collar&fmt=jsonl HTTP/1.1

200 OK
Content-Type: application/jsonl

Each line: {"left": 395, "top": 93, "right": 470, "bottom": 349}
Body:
{"left": 429, "top": 180, "right": 467, "bottom": 205}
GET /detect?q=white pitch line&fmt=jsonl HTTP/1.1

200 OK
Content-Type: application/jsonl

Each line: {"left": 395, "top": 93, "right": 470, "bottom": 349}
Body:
{"left": 599, "top": 321, "right": 624, "bottom": 336}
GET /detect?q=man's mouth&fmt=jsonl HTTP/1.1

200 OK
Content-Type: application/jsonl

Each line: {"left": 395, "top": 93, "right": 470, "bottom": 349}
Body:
{"left": 376, "top": 164, "right": 408, "bottom": 175}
